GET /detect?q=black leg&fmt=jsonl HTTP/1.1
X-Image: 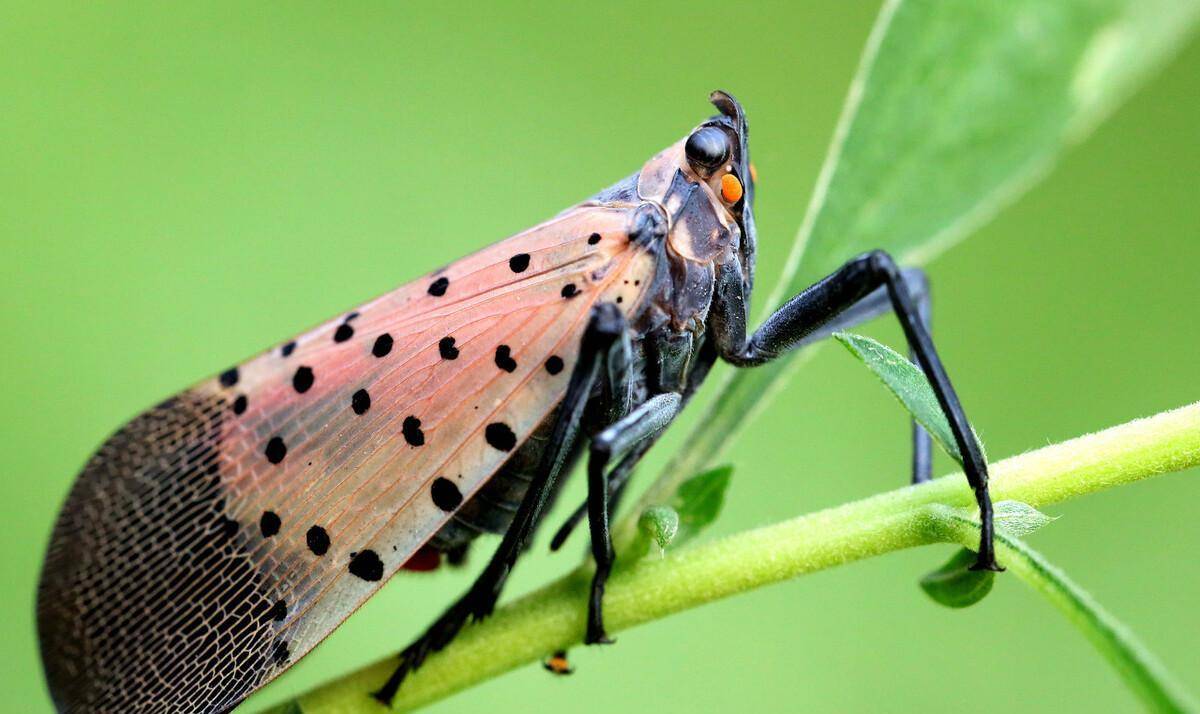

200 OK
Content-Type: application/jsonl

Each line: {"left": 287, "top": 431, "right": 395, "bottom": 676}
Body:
{"left": 910, "top": 279, "right": 934, "bottom": 485}
{"left": 711, "top": 250, "right": 999, "bottom": 571}
{"left": 549, "top": 442, "right": 649, "bottom": 552}
{"left": 770, "top": 266, "right": 935, "bottom": 485}
{"left": 549, "top": 436, "right": 662, "bottom": 552}
{"left": 581, "top": 393, "right": 681, "bottom": 644}
{"left": 549, "top": 393, "right": 681, "bottom": 552}
{"left": 371, "top": 304, "right": 629, "bottom": 706}
{"left": 783, "top": 266, "right": 926, "bottom": 351}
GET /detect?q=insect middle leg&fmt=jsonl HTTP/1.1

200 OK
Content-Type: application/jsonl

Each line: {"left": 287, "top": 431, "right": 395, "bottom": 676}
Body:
{"left": 548, "top": 440, "right": 654, "bottom": 552}
{"left": 582, "top": 392, "right": 681, "bottom": 644}
{"left": 711, "top": 250, "right": 1000, "bottom": 571}
{"left": 371, "top": 304, "right": 630, "bottom": 705}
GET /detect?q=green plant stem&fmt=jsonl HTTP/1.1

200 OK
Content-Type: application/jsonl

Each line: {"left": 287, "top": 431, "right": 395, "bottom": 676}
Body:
{"left": 268, "top": 402, "right": 1200, "bottom": 714}
{"left": 936, "top": 510, "right": 1198, "bottom": 713}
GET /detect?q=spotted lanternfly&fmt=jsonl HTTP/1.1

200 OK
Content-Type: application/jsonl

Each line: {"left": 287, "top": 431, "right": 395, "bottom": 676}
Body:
{"left": 543, "top": 650, "right": 574, "bottom": 676}
{"left": 37, "top": 90, "right": 999, "bottom": 713}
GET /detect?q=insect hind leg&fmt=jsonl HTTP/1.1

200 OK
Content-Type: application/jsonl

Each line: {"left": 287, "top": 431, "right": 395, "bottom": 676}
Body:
{"left": 371, "top": 304, "right": 628, "bottom": 706}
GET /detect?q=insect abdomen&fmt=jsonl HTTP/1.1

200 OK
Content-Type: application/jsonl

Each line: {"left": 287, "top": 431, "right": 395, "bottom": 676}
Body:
{"left": 430, "top": 408, "right": 568, "bottom": 550}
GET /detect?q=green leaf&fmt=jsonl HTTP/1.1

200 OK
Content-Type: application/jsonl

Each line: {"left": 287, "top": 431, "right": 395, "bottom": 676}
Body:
{"left": 920, "top": 547, "right": 996, "bottom": 609}
{"left": 670, "top": 465, "right": 734, "bottom": 547}
{"left": 834, "top": 331, "right": 985, "bottom": 465}
{"left": 935, "top": 507, "right": 1199, "bottom": 713}
{"left": 619, "top": 0, "right": 1200, "bottom": 548}
{"left": 638, "top": 506, "right": 680, "bottom": 555}
{"left": 993, "top": 500, "right": 1058, "bottom": 537}
{"left": 790, "top": 0, "right": 1200, "bottom": 295}
{"left": 625, "top": 469, "right": 730, "bottom": 560}
{"left": 919, "top": 502, "right": 1053, "bottom": 611}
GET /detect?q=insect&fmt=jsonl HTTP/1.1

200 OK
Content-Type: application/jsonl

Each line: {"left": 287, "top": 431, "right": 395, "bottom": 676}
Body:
{"left": 543, "top": 650, "right": 575, "bottom": 676}
{"left": 37, "top": 91, "right": 998, "bottom": 713}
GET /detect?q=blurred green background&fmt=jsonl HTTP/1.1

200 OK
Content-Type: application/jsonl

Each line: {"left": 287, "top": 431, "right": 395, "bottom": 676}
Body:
{"left": 3, "top": 3, "right": 1198, "bottom": 712}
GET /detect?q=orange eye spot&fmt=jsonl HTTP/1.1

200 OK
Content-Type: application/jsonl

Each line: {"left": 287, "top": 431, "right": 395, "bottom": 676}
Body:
{"left": 720, "top": 173, "right": 743, "bottom": 203}
{"left": 750, "top": 162, "right": 758, "bottom": 183}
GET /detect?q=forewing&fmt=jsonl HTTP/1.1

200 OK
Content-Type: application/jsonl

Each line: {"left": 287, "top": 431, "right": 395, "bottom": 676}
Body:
{"left": 37, "top": 203, "right": 658, "bottom": 712}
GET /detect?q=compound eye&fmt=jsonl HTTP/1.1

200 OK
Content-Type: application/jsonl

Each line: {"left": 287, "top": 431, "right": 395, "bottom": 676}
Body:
{"left": 684, "top": 126, "right": 731, "bottom": 172}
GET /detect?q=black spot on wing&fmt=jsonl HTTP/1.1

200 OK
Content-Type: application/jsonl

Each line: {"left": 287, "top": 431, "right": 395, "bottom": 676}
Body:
{"left": 428, "top": 277, "right": 449, "bottom": 296}
{"left": 561, "top": 284, "right": 579, "bottom": 299}
{"left": 214, "top": 515, "right": 239, "bottom": 540}
{"left": 545, "top": 356, "right": 564, "bottom": 375}
{"left": 509, "top": 253, "right": 530, "bottom": 272}
{"left": 494, "top": 345, "right": 517, "bottom": 373}
{"left": 219, "top": 368, "right": 239, "bottom": 388}
{"left": 265, "top": 437, "right": 287, "bottom": 464}
{"left": 232, "top": 395, "right": 248, "bottom": 415}
{"left": 351, "top": 389, "right": 371, "bottom": 415}
{"left": 372, "top": 334, "right": 393, "bottom": 358}
{"left": 272, "top": 640, "right": 290, "bottom": 665}
{"left": 348, "top": 550, "right": 384, "bottom": 581}
{"left": 281, "top": 341, "right": 297, "bottom": 357}
{"left": 333, "top": 323, "right": 354, "bottom": 343}
{"left": 259, "top": 511, "right": 281, "bottom": 538}
{"left": 293, "top": 366, "right": 315, "bottom": 394}
{"left": 266, "top": 600, "right": 287, "bottom": 622}
{"left": 588, "top": 232, "right": 602, "bottom": 245}
{"left": 431, "top": 477, "right": 463, "bottom": 512}
{"left": 485, "top": 423, "right": 516, "bottom": 451}
{"left": 402, "top": 416, "right": 425, "bottom": 446}
{"left": 438, "top": 336, "right": 459, "bottom": 360}
{"left": 306, "top": 526, "right": 330, "bottom": 556}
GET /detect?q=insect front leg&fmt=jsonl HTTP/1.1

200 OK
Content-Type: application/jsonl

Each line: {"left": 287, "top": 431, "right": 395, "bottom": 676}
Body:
{"left": 371, "top": 304, "right": 628, "bottom": 706}
{"left": 710, "top": 251, "right": 1000, "bottom": 571}
{"left": 776, "top": 266, "right": 936, "bottom": 485}
{"left": 583, "top": 391, "right": 682, "bottom": 644}
{"left": 909, "top": 280, "right": 934, "bottom": 484}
